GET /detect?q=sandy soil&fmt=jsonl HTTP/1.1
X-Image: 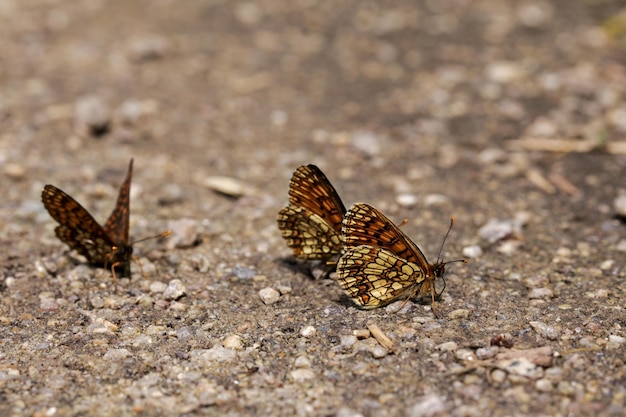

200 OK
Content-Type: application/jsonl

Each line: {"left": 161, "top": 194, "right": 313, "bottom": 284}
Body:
{"left": 1, "top": 1, "right": 625, "bottom": 416}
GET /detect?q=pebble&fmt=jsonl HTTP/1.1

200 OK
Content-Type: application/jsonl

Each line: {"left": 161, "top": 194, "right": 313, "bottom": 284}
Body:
{"left": 176, "top": 327, "right": 194, "bottom": 343}
{"left": 222, "top": 334, "right": 243, "bottom": 350}
{"left": 340, "top": 335, "right": 358, "bottom": 348}
{"left": 406, "top": 394, "right": 449, "bottom": 417}
{"left": 39, "top": 297, "right": 59, "bottom": 311}
{"left": 103, "top": 348, "right": 131, "bottom": 361}
{"left": 608, "top": 335, "right": 626, "bottom": 345}
{"left": 352, "top": 329, "right": 370, "bottom": 339}
{"left": 535, "top": 378, "right": 553, "bottom": 392}
{"left": 599, "top": 259, "right": 614, "bottom": 271}
{"left": 448, "top": 309, "right": 470, "bottom": 319}
{"left": 617, "top": 239, "right": 626, "bottom": 252}
{"left": 435, "top": 341, "right": 458, "bottom": 352}
{"left": 127, "top": 35, "right": 169, "bottom": 62}
{"left": 232, "top": 266, "right": 257, "bottom": 281}
{"left": 396, "top": 193, "right": 419, "bottom": 207}
{"left": 462, "top": 245, "right": 482, "bottom": 258}
{"left": 4, "top": 163, "right": 26, "bottom": 180}
{"left": 490, "top": 369, "right": 507, "bottom": 384}
{"left": 275, "top": 284, "right": 293, "bottom": 295}
{"left": 614, "top": 195, "right": 626, "bottom": 217}
{"left": 203, "top": 176, "right": 257, "bottom": 198}
{"left": 529, "top": 321, "right": 560, "bottom": 340}
{"left": 335, "top": 407, "right": 365, "bottom": 417}
{"left": 476, "top": 346, "right": 499, "bottom": 360}
{"left": 166, "top": 218, "right": 200, "bottom": 249}
{"left": 300, "top": 326, "right": 317, "bottom": 337}
{"left": 191, "top": 346, "right": 236, "bottom": 363}
{"left": 351, "top": 130, "right": 381, "bottom": 156}
{"left": 289, "top": 369, "right": 315, "bottom": 381}
{"left": 259, "top": 288, "right": 280, "bottom": 305}
{"left": 163, "top": 279, "right": 187, "bottom": 301}
{"left": 424, "top": 194, "right": 450, "bottom": 206}
{"left": 528, "top": 288, "right": 554, "bottom": 299}
{"left": 294, "top": 356, "right": 312, "bottom": 369}
{"left": 500, "top": 358, "right": 543, "bottom": 379}
{"left": 74, "top": 95, "right": 111, "bottom": 135}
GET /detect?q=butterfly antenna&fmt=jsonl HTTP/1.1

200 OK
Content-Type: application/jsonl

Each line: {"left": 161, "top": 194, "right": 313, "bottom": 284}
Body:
{"left": 437, "top": 217, "right": 469, "bottom": 266}
{"left": 131, "top": 230, "right": 171, "bottom": 245}
{"left": 436, "top": 217, "right": 455, "bottom": 264}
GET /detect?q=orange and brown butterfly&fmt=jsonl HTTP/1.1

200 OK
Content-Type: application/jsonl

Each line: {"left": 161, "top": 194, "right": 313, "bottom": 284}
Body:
{"left": 276, "top": 164, "right": 346, "bottom": 265}
{"left": 337, "top": 202, "right": 465, "bottom": 316}
{"left": 41, "top": 159, "right": 153, "bottom": 284}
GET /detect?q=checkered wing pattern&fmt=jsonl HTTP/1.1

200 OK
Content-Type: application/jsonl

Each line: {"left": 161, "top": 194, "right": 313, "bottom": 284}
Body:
{"left": 41, "top": 159, "right": 134, "bottom": 269}
{"left": 277, "top": 165, "right": 345, "bottom": 261}
{"left": 337, "top": 203, "right": 444, "bottom": 310}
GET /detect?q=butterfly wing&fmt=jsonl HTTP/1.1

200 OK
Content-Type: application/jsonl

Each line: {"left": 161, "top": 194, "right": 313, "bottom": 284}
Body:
{"left": 103, "top": 158, "right": 133, "bottom": 245}
{"left": 288, "top": 165, "right": 345, "bottom": 233}
{"left": 337, "top": 245, "right": 428, "bottom": 308}
{"left": 342, "top": 203, "right": 431, "bottom": 270}
{"left": 277, "top": 206, "right": 343, "bottom": 260}
{"left": 41, "top": 184, "right": 115, "bottom": 264}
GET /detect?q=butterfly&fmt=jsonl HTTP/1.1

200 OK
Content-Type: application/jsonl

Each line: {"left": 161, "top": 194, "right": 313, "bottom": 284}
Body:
{"left": 276, "top": 164, "right": 346, "bottom": 265}
{"left": 337, "top": 203, "right": 465, "bottom": 316}
{"left": 42, "top": 159, "right": 138, "bottom": 285}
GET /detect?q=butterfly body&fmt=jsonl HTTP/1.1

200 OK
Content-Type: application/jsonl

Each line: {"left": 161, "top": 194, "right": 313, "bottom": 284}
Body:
{"left": 41, "top": 159, "right": 134, "bottom": 277}
{"left": 337, "top": 203, "right": 449, "bottom": 312}
{"left": 277, "top": 165, "right": 346, "bottom": 264}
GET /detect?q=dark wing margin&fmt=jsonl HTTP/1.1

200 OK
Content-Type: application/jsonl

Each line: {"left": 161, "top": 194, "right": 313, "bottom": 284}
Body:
{"left": 103, "top": 158, "right": 133, "bottom": 245}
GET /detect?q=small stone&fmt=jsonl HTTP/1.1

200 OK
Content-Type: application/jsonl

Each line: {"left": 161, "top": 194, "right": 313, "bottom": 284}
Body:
{"left": 557, "top": 381, "right": 575, "bottom": 396}
{"left": 600, "top": 259, "right": 615, "bottom": 271}
{"left": 529, "top": 321, "right": 560, "bottom": 340}
{"left": 406, "top": 394, "right": 449, "bottom": 417}
{"left": 396, "top": 193, "right": 418, "bottom": 207}
{"left": 74, "top": 95, "right": 111, "bottom": 136}
{"left": 275, "top": 284, "right": 292, "bottom": 295}
{"left": 608, "top": 335, "right": 626, "bottom": 345}
{"left": 294, "top": 356, "right": 312, "bottom": 369}
{"left": 424, "top": 194, "right": 450, "bottom": 206}
{"left": 614, "top": 195, "right": 626, "bottom": 217}
{"left": 39, "top": 297, "right": 59, "bottom": 311}
{"left": 203, "top": 176, "right": 257, "bottom": 198}
{"left": 103, "top": 348, "right": 131, "bottom": 361}
{"left": 500, "top": 358, "right": 543, "bottom": 379}
{"left": 163, "top": 279, "right": 187, "bottom": 301}
{"left": 448, "top": 309, "right": 470, "bottom": 319}
{"left": 351, "top": 130, "right": 381, "bottom": 156}
{"left": 352, "top": 329, "right": 370, "bottom": 339}
{"left": 232, "top": 266, "right": 257, "bottom": 281}
{"left": 455, "top": 349, "right": 476, "bottom": 361}
{"left": 578, "top": 337, "right": 598, "bottom": 349}
{"left": 300, "top": 326, "right": 316, "bottom": 337}
{"left": 369, "top": 344, "right": 389, "bottom": 359}
{"left": 4, "top": 163, "right": 26, "bottom": 180}
{"left": 528, "top": 288, "right": 554, "bottom": 299}
{"left": 336, "top": 407, "right": 365, "bottom": 417}
{"left": 177, "top": 327, "right": 194, "bottom": 343}
{"left": 435, "top": 341, "right": 458, "bottom": 352}
{"left": 191, "top": 346, "right": 236, "bottom": 363}
{"left": 462, "top": 245, "right": 482, "bottom": 258}
{"left": 535, "top": 378, "right": 553, "bottom": 392}
{"left": 166, "top": 218, "right": 200, "bottom": 249}
{"left": 149, "top": 281, "right": 167, "bottom": 293}
{"left": 476, "top": 346, "right": 499, "bottom": 360}
{"left": 289, "top": 368, "right": 315, "bottom": 381}
{"left": 259, "top": 288, "right": 280, "bottom": 305}
{"left": 222, "top": 335, "right": 243, "bottom": 350}
{"left": 340, "top": 335, "right": 358, "bottom": 348}
{"left": 127, "top": 36, "right": 169, "bottom": 62}
{"left": 490, "top": 369, "right": 507, "bottom": 383}
{"left": 616, "top": 239, "right": 626, "bottom": 252}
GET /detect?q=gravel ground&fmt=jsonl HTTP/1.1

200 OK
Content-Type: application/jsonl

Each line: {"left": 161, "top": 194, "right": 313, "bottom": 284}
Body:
{"left": 1, "top": 1, "right": 626, "bottom": 416}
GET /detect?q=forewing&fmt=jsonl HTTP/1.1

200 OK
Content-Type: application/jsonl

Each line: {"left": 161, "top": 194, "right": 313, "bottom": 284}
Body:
{"left": 337, "top": 245, "right": 426, "bottom": 308}
{"left": 277, "top": 206, "right": 343, "bottom": 260}
{"left": 288, "top": 165, "right": 346, "bottom": 233}
{"left": 41, "top": 184, "right": 114, "bottom": 263}
{"left": 103, "top": 159, "right": 133, "bottom": 245}
{"left": 343, "top": 203, "right": 430, "bottom": 269}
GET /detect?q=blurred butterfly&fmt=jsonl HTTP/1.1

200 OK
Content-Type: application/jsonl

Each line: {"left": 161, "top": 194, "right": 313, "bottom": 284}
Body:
{"left": 42, "top": 159, "right": 168, "bottom": 286}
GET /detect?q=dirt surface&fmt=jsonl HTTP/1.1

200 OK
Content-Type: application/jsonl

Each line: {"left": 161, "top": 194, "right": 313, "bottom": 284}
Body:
{"left": 1, "top": 1, "right": 626, "bottom": 416}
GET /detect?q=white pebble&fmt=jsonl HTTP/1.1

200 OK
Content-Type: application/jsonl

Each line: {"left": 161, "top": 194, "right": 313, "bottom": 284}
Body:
{"left": 608, "top": 335, "right": 625, "bottom": 345}
{"left": 300, "top": 325, "right": 317, "bottom": 337}
{"left": 149, "top": 281, "right": 167, "bottom": 293}
{"left": 462, "top": 245, "right": 482, "bottom": 258}
{"left": 222, "top": 335, "right": 243, "bottom": 350}
{"left": 259, "top": 288, "right": 280, "bottom": 305}
{"left": 396, "top": 193, "right": 419, "bottom": 207}
{"left": 289, "top": 369, "right": 315, "bottom": 381}
{"left": 528, "top": 288, "right": 554, "bottom": 299}
{"left": 103, "top": 348, "right": 131, "bottom": 361}
{"left": 613, "top": 195, "right": 626, "bottom": 217}
{"left": 163, "top": 279, "right": 187, "bottom": 301}
{"left": 435, "top": 341, "right": 458, "bottom": 352}
{"left": 294, "top": 356, "right": 312, "bottom": 369}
